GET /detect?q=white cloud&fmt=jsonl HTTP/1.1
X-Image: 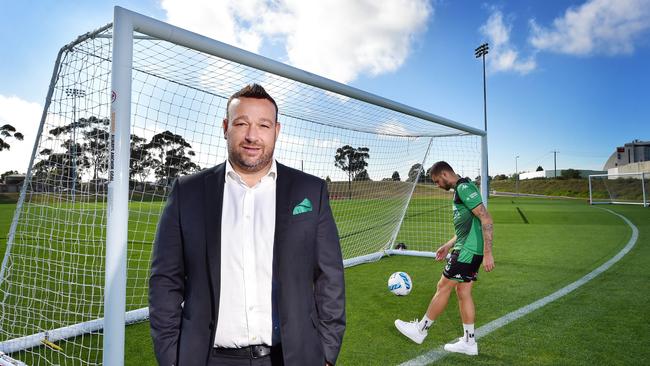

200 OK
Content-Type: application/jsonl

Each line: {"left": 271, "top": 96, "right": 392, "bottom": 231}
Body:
{"left": 530, "top": 0, "right": 650, "bottom": 56}
{"left": 160, "top": 0, "right": 432, "bottom": 83}
{"left": 480, "top": 10, "right": 536, "bottom": 75}
{"left": 161, "top": 0, "right": 266, "bottom": 53}
{"left": 376, "top": 120, "right": 409, "bottom": 137}
{"left": 0, "top": 95, "right": 42, "bottom": 174}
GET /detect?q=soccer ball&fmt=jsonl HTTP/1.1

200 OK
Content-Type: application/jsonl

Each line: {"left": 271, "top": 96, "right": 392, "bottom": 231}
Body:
{"left": 388, "top": 272, "right": 412, "bottom": 296}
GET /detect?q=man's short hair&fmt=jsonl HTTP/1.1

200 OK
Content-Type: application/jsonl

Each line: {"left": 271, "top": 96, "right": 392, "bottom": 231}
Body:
{"left": 226, "top": 83, "right": 278, "bottom": 121}
{"left": 429, "top": 161, "right": 455, "bottom": 176}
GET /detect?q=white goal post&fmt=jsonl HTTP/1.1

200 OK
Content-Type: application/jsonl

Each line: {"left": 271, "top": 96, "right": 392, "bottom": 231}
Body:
{"left": 0, "top": 6, "right": 487, "bottom": 365}
{"left": 589, "top": 172, "right": 648, "bottom": 207}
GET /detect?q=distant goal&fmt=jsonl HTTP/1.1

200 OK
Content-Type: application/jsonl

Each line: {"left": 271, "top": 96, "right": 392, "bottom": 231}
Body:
{"left": 589, "top": 172, "right": 649, "bottom": 207}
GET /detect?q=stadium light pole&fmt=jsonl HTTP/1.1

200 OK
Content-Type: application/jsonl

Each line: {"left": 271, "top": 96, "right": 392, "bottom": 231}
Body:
{"left": 65, "top": 88, "right": 86, "bottom": 201}
{"left": 515, "top": 155, "right": 520, "bottom": 196}
{"left": 475, "top": 43, "right": 489, "bottom": 131}
{"left": 475, "top": 43, "right": 489, "bottom": 200}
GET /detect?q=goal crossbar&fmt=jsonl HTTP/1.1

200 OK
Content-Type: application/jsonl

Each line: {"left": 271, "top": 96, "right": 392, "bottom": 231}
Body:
{"left": 118, "top": 7, "right": 486, "bottom": 138}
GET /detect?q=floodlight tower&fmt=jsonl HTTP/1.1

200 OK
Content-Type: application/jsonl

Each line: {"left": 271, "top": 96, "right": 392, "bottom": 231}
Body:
{"left": 475, "top": 43, "right": 489, "bottom": 199}
{"left": 65, "top": 88, "right": 86, "bottom": 200}
{"left": 515, "top": 155, "right": 520, "bottom": 196}
{"left": 475, "top": 43, "right": 489, "bottom": 131}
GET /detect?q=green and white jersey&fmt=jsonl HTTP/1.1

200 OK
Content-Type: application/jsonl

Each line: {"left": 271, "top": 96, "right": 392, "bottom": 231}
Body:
{"left": 452, "top": 178, "right": 484, "bottom": 262}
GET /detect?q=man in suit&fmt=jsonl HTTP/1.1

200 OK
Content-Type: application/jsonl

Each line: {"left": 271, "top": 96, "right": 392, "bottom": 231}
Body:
{"left": 149, "top": 84, "right": 346, "bottom": 366}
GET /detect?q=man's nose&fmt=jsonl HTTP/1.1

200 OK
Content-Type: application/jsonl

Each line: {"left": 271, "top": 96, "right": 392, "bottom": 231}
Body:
{"left": 245, "top": 126, "right": 259, "bottom": 142}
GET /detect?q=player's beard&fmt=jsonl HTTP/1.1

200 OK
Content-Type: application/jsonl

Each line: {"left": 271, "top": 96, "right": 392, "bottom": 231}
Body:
{"left": 441, "top": 178, "right": 453, "bottom": 191}
{"left": 227, "top": 141, "right": 274, "bottom": 173}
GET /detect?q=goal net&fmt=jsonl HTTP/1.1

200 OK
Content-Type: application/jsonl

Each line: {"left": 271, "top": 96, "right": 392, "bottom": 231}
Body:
{"left": 589, "top": 173, "right": 649, "bottom": 207}
{"left": 0, "top": 7, "right": 485, "bottom": 365}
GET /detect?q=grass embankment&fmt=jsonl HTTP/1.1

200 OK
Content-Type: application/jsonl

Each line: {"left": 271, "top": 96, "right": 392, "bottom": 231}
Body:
{"left": 490, "top": 179, "right": 590, "bottom": 198}
{"left": 0, "top": 193, "right": 19, "bottom": 204}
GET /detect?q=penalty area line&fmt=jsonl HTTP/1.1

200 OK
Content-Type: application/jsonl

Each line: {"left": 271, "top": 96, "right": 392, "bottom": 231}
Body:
{"left": 398, "top": 208, "right": 639, "bottom": 366}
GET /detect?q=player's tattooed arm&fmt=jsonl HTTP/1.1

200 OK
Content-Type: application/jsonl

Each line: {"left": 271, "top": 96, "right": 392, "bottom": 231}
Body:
{"left": 472, "top": 204, "right": 493, "bottom": 253}
{"left": 472, "top": 204, "right": 495, "bottom": 271}
{"left": 482, "top": 223, "right": 494, "bottom": 253}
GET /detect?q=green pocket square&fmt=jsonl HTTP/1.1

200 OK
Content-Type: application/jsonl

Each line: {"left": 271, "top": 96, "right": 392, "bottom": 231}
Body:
{"left": 292, "top": 198, "right": 313, "bottom": 215}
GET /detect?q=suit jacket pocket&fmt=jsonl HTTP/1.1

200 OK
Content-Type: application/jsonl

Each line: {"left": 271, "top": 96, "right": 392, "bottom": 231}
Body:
{"left": 289, "top": 211, "right": 317, "bottom": 224}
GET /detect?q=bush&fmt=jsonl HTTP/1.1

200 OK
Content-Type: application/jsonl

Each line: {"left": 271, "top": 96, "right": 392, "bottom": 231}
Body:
{"left": 560, "top": 169, "right": 582, "bottom": 180}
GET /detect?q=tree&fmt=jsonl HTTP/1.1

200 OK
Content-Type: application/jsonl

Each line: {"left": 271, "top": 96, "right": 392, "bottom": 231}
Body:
{"left": 407, "top": 163, "right": 426, "bottom": 183}
{"left": 493, "top": 174, "right": 508, "bottom": 181}
{"left": 561, "top": 168, "right": 581, "bottom": 180}
{"left": 47, "top": 116, "right": 110, "bottom": 189}
{"left": 130, "top": 134, "right": 155, "bottom": 186}
{"left": 391, "top": 171, "right": 400, "bottom": 181}
{"left": 0, "top": 124, "right": 24, "bottom": 151}
{"left": 474, "top": 175, "right": 492, "bottom": 184}
{"left": 536, "top": 166, "right": 544, "bottom": 172}
{"left": 81, "top": 117, "right": 111, "bottom": 181}
{"left": 32, "top": 149, "right": 70, "bottom": 191}
{"left": 353, "top": 169, "right": 370, "bottom": 181}
{"left": 146, "top": 130, "right": 201, "bottom": 186}
{"left": 334, "top": 145, "right": 370, "bottom": 199}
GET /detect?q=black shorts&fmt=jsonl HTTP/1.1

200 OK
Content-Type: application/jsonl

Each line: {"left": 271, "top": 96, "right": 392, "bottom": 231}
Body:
{"left": 443, "top": 249, "right": 483, "bottom": 282}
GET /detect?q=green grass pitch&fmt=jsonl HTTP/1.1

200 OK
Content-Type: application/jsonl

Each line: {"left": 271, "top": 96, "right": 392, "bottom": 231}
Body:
{"left": 1, "top": 197, "right": 649, "bottom": 365}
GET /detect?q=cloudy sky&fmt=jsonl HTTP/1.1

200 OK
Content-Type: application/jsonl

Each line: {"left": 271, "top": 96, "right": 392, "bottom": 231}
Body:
{"left": 1, "top": 0, "right": 649, "bottom": 176}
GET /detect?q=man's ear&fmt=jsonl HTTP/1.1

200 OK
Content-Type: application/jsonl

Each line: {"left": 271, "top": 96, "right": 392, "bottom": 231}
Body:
{"left": 222, "top": 118, "right": 228, "bottom": 139}
{"left": 274, "top": 121, "right": 281, "bottom": 141}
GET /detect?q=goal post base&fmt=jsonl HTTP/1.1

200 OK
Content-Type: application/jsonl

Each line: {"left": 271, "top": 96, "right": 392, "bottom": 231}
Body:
{"left": 385, "top": 249, "right": 437, "bottom": 258}
{"left": 0, "top": 308, "right": 149, "bottom": 355}
{"left": 0, "top": 351, "right": 28, "bottom": 366}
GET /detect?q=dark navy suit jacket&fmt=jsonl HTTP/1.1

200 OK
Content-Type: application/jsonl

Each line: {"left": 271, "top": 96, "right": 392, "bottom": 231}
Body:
{"left": 149, "top": 161, "right": 346, "bottom": 366}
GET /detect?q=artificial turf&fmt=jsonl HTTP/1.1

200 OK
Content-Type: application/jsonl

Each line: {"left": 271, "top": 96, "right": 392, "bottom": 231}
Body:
{"left": 1, "top": 197, "right": 647, "bottom": 365}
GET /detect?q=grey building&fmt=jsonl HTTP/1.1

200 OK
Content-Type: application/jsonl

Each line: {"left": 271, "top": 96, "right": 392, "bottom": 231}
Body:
{"left": 604, "top": 140, "right": 650, "bottom": 170}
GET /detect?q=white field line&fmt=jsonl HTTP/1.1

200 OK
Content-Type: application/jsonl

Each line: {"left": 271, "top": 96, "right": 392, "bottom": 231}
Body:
{"left": 399, "top": 208, "right": 639, "bottom": 366}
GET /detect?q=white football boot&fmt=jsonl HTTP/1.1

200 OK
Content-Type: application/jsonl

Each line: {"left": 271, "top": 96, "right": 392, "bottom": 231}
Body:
{"left": 443, "top": 337, "right": 478, "bottom": 356}
{"left": 394, "top": 319, "right": 428, "bottom": 344}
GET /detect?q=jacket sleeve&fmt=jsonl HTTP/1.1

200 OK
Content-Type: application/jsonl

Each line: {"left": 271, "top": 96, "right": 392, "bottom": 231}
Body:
{"left": 314, "top": 181, "right": 346, "bottom": 365}
{"left": 149, "top": 180, "right": 185, "bottom": 366}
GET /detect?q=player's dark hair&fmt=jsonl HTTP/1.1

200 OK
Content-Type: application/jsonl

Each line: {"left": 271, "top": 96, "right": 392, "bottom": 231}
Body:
{"left": 226, "top": 83, "right": 278, "bottom": 121}
{"left": 429, "top": 161, "right": 455, "bottom": 176}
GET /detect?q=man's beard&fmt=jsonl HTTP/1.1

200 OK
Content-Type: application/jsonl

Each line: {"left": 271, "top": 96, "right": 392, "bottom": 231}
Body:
{"left": 441, "top": 180, "right": 452, "bottom": 191}
{"left": 228, "top": 142, "right": 274, "bottom": 173}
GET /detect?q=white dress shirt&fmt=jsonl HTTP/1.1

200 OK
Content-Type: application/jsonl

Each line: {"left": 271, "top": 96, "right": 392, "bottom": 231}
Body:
{"left": 214, "top": 160, "right": 277, "bottom": 348}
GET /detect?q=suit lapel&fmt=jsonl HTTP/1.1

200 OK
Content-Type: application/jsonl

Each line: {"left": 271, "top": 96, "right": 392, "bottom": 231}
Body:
{"left": 204, "top": 163, "right": 225, "bottom": 324}
{"left": 273, "top": 162, "right": 293, "bottom": 273}
{"left": 272, "top": 162, "right": 292, "bottom": 345}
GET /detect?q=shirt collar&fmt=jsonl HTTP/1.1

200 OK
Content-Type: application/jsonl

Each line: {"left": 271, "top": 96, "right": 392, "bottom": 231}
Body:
{"left": 225, "top": 159, "right": 277, "bottom": 185}
{"left": 454, "top": 176, "right": 469, "bottom": 188}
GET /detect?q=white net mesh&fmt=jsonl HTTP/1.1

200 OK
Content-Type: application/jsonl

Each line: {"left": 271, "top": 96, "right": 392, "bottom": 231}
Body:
{"left": 0, "top": 23, "right": 482, "bottom": 364}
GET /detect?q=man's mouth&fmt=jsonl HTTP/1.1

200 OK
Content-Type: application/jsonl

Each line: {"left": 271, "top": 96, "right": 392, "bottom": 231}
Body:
{"left": 241, "top": 145, "right": 261, "bottom": 153}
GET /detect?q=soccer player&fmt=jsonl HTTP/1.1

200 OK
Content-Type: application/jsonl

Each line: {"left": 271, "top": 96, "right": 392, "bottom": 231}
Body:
{"left": 394, "top": 161, "right": 494, "bottom": 356}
